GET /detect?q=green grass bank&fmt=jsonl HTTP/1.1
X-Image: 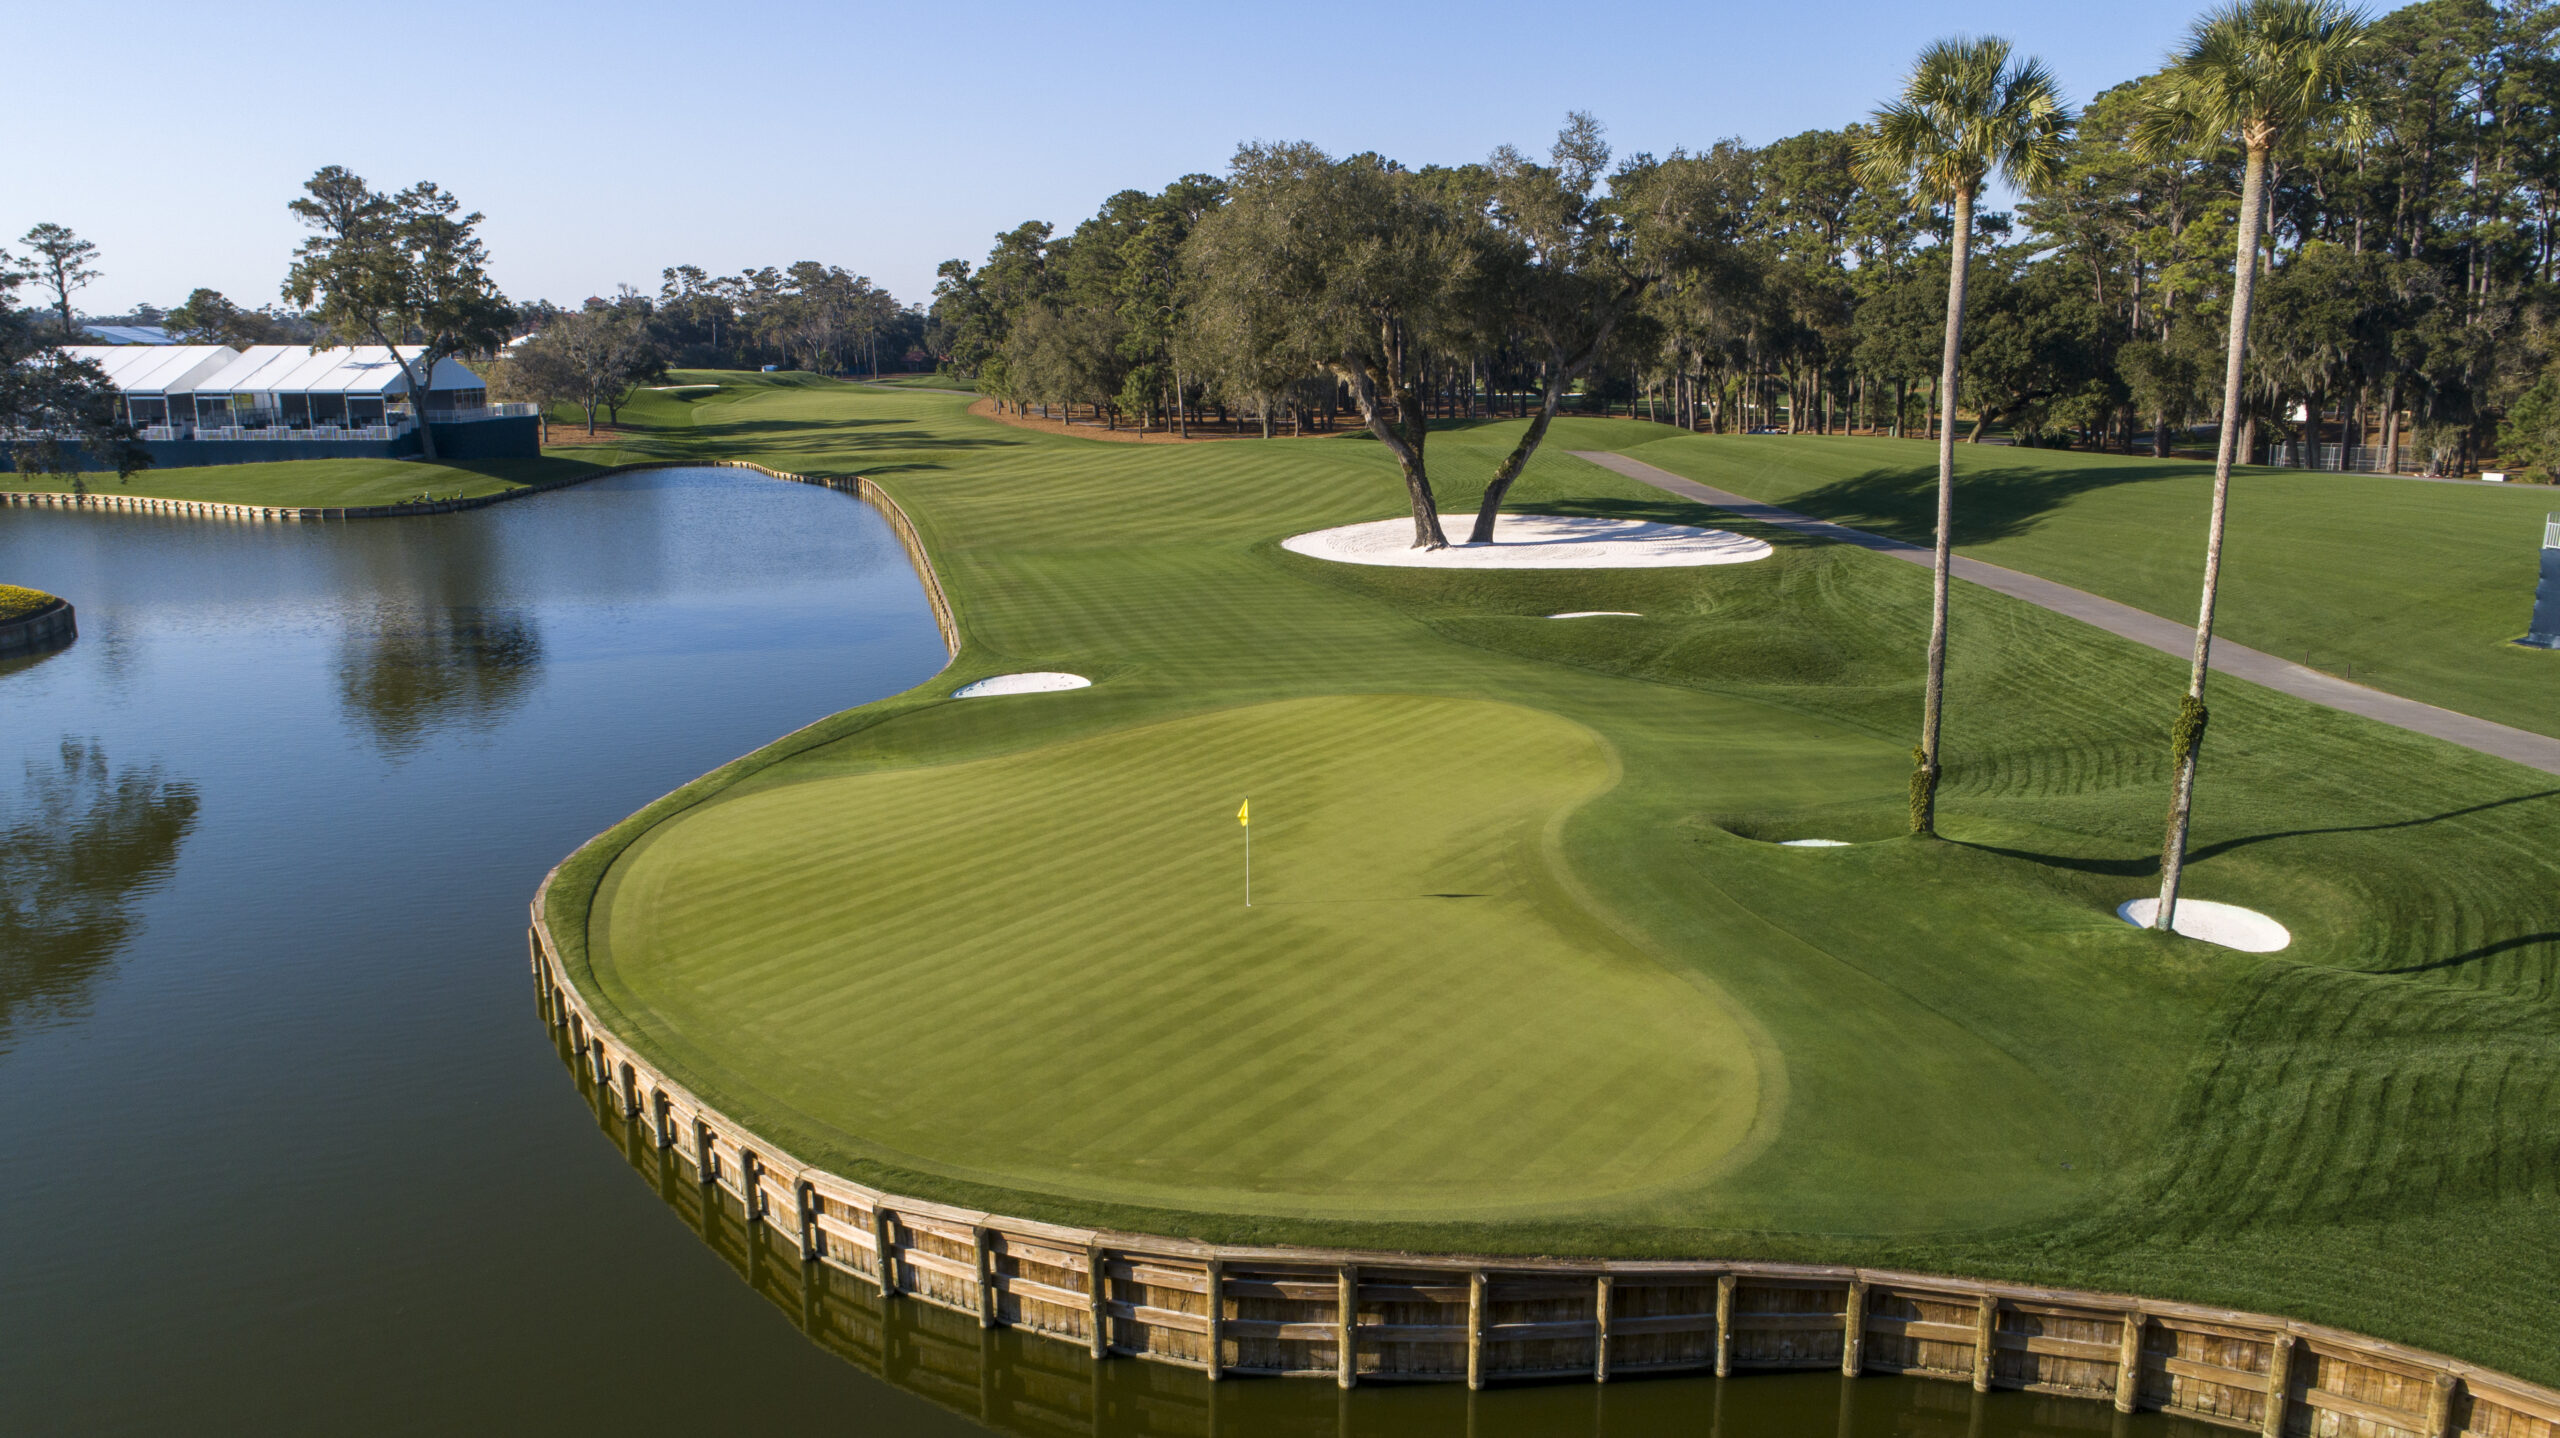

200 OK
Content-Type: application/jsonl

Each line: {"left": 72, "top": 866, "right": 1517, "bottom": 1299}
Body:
{"left": 545, "top": 374, "right": 2560, "bottom": 1385}
{"left": 0, "top": 583, "right": 59, "bottom": 621}
{"left": 5, "top": 454, "right": 613, "bottom": 508}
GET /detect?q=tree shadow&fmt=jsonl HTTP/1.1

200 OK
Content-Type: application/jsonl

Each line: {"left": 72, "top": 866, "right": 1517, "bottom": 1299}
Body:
{"left": 1959, "top": 788, "right": 2560, "bottom": 877}
{"left": 1782, "top": 455, "right": 2213, "bottom": 548}
{"left": 2376, "top": 931, "right": 2560, "bottom": 975}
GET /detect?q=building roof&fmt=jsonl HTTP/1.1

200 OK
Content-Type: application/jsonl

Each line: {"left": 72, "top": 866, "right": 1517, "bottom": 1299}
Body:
{"left": 59, "top": 345, "right": 244, "bottom": 394}
{"left": 81, "top": 324, "right": 174, "bottom": 345}
{"left": 192, "top": 345, "right": 483, "bottom": 396}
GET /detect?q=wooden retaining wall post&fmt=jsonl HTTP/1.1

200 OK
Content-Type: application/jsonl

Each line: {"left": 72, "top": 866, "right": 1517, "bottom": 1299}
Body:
{"left": 1594, "top": 1274, "right": 1614, "bottom": 1382}
{"left": 738, "top": 1150, "right": 762, "bottom": 1217}
{"left": 1972, "top": 1295, "right": 1997, "bottom": 1392}
{"left": 652, "top": 1091, "right": 674, "bottom": 1149}
{"left": 2423, "top": 1373, "right": 2459, "bottom": 1438}
{"left": 617, "top": 1061, "right": 639, "bottom": 1117}
{"left": 1336, "top": 1265, "right": 1357, "bottom": 1389}
{"left": 1715, "top": 1273, "right": 1736, "bottom": 1378}
{"left": 1204, "top": 1260, "right": 1224, "bottom": 1379}
{"left": 2260, "top": 1333, "right": 2295, "bottom": 1438}
{"left": 873, "top": 1207, "right": 898, "bottom": 1297}
{"left": 2115, "top": 1311, "right": 2144, "bottom": 1413}
{"left": 1841, "top": 1278, "right": 1866, "bottom": 1377}
{"left": 1466, "top": 1271, "right": 1486, "bottom": 1391}
{"left": 693, "top": 1119, "right": 717, "bottom": 1184}
{"left": 972, "top": 1226, "right": 996, "bottom": 1328}
{"left": 795, "top": 1182, "right": 820, "bottom": 1263}
{"left": 1085, "top": 1242, "right": 1108, "bottom": 1358}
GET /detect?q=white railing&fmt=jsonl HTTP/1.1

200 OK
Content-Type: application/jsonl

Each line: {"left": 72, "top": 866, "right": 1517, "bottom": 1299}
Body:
{"left": 190, "top": 420, "right": 413, "bottom": 442}
{"left": 426, "top": 402, "right": 540, "bottom": 422}
{"left": 2544, "top": 513, "right": 2559, "bottom": 549}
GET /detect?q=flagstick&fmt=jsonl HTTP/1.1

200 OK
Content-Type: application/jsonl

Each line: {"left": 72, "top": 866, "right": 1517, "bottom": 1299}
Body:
{"left": 1244, "top": 815, "right": 1252, "bottom": 907}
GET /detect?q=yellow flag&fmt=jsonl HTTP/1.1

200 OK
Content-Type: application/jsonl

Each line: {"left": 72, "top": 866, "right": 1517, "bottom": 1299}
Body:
{"left": 1237, "top": 799, "right": 1250, "bottom": 827}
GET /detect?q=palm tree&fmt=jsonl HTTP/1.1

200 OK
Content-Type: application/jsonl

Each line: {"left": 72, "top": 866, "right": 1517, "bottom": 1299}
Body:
{"left": 2134, "top": 0, "right": 2370, "bottom": 930}
{"left": 1855, "top": 39, "right": 2073, "bottom": 836}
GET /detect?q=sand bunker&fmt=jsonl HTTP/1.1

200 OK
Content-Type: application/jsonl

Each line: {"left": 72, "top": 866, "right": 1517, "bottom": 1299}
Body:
{"left": 1285, "top": 515, "right": 1771, "bottom": 569}
{"left": 1779, "top": 839, "right": 1851, "bottom": 848}
{"left": 953, "top": 672, "right": 1092, "bottom": 698}
{"left": 1549, "top": 611, "right": 1643, "bottom": 619}
{"left": 2117, "top": 897, "right": 2290, "bottom": 953}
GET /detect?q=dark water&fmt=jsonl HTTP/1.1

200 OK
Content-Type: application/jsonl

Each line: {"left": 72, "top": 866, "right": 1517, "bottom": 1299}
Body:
{"left": 0, "top": 467, "right": 2213, "bottom": 1435}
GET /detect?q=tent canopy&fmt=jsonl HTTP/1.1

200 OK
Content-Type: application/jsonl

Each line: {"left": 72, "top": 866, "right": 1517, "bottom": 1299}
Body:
{"left": 58, "top": 345, "right": 241, "bottom": 394}
{"left": 194, "top": 345, "right": 483, "bottom": 398}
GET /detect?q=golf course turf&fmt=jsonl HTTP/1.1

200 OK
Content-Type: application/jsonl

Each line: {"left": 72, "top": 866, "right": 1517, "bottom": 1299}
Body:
{"left": 546, "top": 374, "right": 2560, "bottom": 1385}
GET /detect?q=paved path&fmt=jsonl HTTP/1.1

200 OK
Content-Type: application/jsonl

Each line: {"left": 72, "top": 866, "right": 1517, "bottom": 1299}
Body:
{"left": 1572, "top": 451, "right": 2560, "bottom": 777}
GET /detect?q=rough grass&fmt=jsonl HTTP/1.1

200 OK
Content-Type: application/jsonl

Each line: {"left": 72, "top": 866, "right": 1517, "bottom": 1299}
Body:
{"left": 3, "top": 454, "right": 611, "bottom": 507}
{"left": 546, "top": 377, "right": 2560, "bottom": 1385}
{"left": 0, "top": 583, "right": 58, "bottom": 621}
{"left": 1608, "top": 431, "right": 2560, "bottom": 739}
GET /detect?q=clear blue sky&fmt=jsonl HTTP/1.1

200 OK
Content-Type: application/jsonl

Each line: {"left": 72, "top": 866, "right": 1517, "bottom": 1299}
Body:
{"left": 16, "top": 0, "right": 2217, "bottom": 317}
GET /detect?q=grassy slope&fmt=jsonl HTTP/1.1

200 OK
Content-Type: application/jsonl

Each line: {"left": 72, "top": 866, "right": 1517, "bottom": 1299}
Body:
{"left": 548, "top": 377, "right": 2560, "bottom": 1383}
{"left": 0, "top": 583, "right": 57, "bottom": 620}
{"left": 6, "top": 453, "right": 613, "bottom": 506}
{"left": 1594, "top": 431, "right": 2560, "bottom": 739}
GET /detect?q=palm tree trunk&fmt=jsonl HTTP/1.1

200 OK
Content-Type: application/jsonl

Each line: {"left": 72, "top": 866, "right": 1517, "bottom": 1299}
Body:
{"left": 1912, "top": 190, "right": 1976, "bottom": 836}
{"left": 2156, "top": 143, "right": 2271, "bottom": 930}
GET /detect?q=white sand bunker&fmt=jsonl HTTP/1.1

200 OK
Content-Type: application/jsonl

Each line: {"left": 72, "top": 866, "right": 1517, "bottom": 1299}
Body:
{"left": 1550, "top": 611, "right": 1643, "bottom": 619}
{"left": 953, "top": 672, "right": 1092, "bottom": 698}
{"left": 1779, "top": 839, "right": 1851, "bottom": 847}
{"left": 2117, "top": 898, "right": 2290, "bottom": 953}
{"left": 1285, "top": 515, "right": 1772, "bottom": 569}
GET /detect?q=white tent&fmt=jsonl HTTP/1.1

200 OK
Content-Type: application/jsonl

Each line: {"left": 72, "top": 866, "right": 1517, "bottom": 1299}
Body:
{"left": 183, "top": 345, "right": 488, "bottom": 431}
{"left": 60, "top": 344, "right": 241, "bottom": 395}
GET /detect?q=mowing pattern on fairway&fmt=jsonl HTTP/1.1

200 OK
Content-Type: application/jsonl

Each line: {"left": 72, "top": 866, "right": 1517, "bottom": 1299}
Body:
{"left": 546, "top": 375, "right": 2560, "bottom": 1384}
{"left": 592, "top": 695, "right": 1759, "bottom": 1218}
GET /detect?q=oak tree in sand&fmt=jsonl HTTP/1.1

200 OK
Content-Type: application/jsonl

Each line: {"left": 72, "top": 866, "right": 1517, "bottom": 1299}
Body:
{"left": 1185, "top": 143, "right": 1488, "bottom": 548}
{"left": 283, "top": 167, "right": 511, "bottom": 462}
{"left": 1855, "top": 37, "right": 2074, "bottom": 835}
{"left": 2134, "top": 0, "right": 2370, "bottom": 928}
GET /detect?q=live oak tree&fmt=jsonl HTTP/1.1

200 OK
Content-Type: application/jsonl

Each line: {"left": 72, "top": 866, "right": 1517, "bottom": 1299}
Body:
{"left": 0, "top": 257, "right": 149, "bottom": 483}
{"left": 282, "top": 167, "right": 511, "bottom": 461}
{"left": 514, "top": 304, "right": 664, "bottom": 436}
{"left": 1856, "top": 36, "right": 2074, "bottom": 836}
{"left": 18, "top": 224, "right": 100, "bottom": 341}
{"left": 1185, "top": 142, "right": 1488, "bottom": 548}
{"left": 2134, "top": 0, "right": 2371, "bottom": 930}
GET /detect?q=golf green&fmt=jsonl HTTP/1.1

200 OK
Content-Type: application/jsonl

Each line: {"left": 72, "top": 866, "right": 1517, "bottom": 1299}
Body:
{"left": 550, "top": 374, "right": 2560, "bottom": 1384}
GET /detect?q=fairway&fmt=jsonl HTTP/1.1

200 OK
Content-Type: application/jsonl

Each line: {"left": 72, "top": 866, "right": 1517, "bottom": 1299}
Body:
{"left": 592, "top": 695, "right": 1758, "bottom": 1217}
{"left": 550, "top": 374, "right": 2560, "bottom": 1384}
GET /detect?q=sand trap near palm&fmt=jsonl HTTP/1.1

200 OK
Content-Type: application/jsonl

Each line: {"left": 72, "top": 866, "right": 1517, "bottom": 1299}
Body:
{"left": 2117, "top": 897, "right": 2290, "bottom": 952}
{"left": 1285, "top": 514, "right": 1771, "bottom": 569}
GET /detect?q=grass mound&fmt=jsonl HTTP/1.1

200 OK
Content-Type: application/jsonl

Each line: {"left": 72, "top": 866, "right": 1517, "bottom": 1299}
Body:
{"left": 0, "top": 584, "right": 60, "bottom": 621}
{"left": 548, "top": 376, "right": 2560, "bottom": 1383}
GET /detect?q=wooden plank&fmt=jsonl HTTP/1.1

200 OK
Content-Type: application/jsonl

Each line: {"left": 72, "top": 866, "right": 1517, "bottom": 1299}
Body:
{"left": 1223, "top": 1277, "right": 1338, "bottom": 1303}
{"left": 2301, "top": 1383, "right": 2433, "bottom": 1432}
{"left": 1610, "top": 1313, "right": 1718, "bottom": 1337}
{"left": 2116, "top": 1312, "right": 2144, "bottom": 1414}
{"left": 1486, "top": 1319, "right": 1601, "bottom": 1341}
{"left": 2167, "top": 1354, "right": 2272, "bottom": 1393}
{"left": 900, "top": 1247, "right": 979, "bottom": 1285}
{"left": 1466, "top": 1271, "right": 1485, "bottom": 1392}
{"left": 994, "top": 1272, "right": 1091, "bottom": 1311}
{"left": 1121, "top": 1261, "right": 1209, "bottom": 1295}
{"left": 1106, "top": 1300, "right": 1210, "bottom": 1336}
{"left": 1994, "top": 1330, "right": 2122, "bottom": 1363}
{"left": 2262, "top": 1334, "right": 2297, "bottom": 1438}
{"left": 1865, "top": 1315, "right": 1979, "bottom": 1345}
{"left": 1222, "top": 1319, "right": 1340, "bottom": 1343}
{"left": 1973, "top": 1295, "right": 1997, "bottom": 1393}
{"left": 1732, "top": 1313, "right": 1854, "bottom": 1332}
{"left": 1715, "top": 1273, "right": 1735, "bottom": 1378}
{"left": 1360, "top": 1324, "right": 1468, "bottom": 1343}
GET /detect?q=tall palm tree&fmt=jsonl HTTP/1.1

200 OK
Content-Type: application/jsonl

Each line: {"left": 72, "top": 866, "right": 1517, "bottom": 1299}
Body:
{"left": 2134, "top": 0, "right": 2370, "bottom": 930}
{"left": 1855, "top": 39, "right": 2073, "bottom": 835}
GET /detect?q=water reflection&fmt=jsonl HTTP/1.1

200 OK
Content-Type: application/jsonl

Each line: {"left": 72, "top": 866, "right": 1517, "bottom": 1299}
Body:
{"left": 0, "top": 739, "right": 198, "bottom": 1048}
{"left": 552, "top": 1023, "right": 2213, "bottom": 1438}
{"left": 336, "top": 602, "right": 543, "bottom": 754}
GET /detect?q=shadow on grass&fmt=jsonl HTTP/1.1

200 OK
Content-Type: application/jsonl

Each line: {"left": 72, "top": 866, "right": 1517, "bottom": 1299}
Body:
{"left": 1960, "top": 787, "right": 2560, "bottom": 878}
{"left": 2378, "top": 931, "right": 2560, "bottom": 974}
{"left": 1780, "top": 456, "right": 2214, "bottom": 548}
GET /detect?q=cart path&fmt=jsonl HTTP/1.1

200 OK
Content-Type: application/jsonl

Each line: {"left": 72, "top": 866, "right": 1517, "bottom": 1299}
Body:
{"left": 1573, "top": 450, "right": 2560, "bottom": 777}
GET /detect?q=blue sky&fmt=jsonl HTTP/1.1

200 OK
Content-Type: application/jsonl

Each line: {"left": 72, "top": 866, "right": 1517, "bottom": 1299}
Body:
{"left": 15, "top": 0, "right": 2214, "bottom": 316}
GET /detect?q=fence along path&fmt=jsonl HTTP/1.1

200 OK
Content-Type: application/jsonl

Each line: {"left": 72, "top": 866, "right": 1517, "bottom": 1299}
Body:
{"left": 1572, "top": 450, "right": 2560, "bottom": 778}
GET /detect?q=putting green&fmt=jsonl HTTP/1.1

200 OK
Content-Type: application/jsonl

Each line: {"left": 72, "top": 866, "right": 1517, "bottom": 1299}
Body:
{"left": 592, "top": 694, "right": 1761, "bottom": 1218}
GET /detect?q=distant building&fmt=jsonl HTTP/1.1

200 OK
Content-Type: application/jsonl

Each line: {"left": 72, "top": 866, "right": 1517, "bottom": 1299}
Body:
{"left": 20, "top": 344, "right": 540, "bottom": 467}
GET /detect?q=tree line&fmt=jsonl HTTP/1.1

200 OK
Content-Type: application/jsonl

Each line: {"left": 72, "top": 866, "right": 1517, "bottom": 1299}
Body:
{"left": 927, "top": 0, "right": 2560, "bottom": 494}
